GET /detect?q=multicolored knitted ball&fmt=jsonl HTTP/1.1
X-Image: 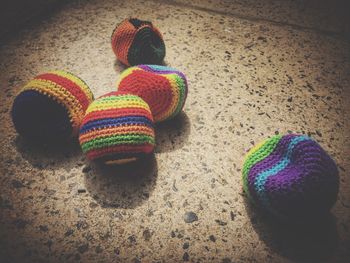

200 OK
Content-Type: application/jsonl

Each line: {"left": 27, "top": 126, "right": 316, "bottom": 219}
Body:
{"left": 79, "top": 91, "right": 155, "bottom": 164}
{"left": 111, "top": 18, "right": 166, "bottom": 66}
{"left": 117, "top": 65, "right": 188, "bottom": 122}
{"left": 242, "top": 134, "right": 339, "bottom": 219}
{"left": 11, "top": 71, "right": 94, "bottom": 141}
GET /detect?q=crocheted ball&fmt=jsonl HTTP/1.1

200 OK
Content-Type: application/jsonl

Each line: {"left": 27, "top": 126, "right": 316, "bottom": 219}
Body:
{"left": 242, "top": 134, "right": 339, "bottom": 219}
{"left": 79, "top": 91, "right": 155, "bottom": 164}
{"left": 111, "top": 18, "right": 166, "bottom": 66}
{"left": 11, "top": 71, "right": 94, "bottom": 141}
{"left": 117, "top": 65, "right": 188, "bottom": 122}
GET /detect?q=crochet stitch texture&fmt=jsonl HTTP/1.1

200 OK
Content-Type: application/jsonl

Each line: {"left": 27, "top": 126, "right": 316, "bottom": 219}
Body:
{"left": 111, "top": 18, "right": 165, "bottom": 66}
{"left": 117, "top": 65, "right": 187, "bottom": 122}
{"left": 242, "top": 134, "right": 339, "bottom": 219}
{"left": 11, "top": 70, "right": 94, "bottom": 140}
{"left": 79, "top": 91, "right": 155, "bottom": 162}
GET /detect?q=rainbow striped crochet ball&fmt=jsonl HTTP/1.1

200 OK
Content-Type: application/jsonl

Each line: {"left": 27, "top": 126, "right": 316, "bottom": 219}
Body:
{"left": 79, "top": 91, "right": 155, "bottom": 164}
{"left": 11, "top": 71, "right": 94, "bottom": 141}
{"left": 117, "top": 65, "right": 188, "bottom": 122}
{"left": 111, "top": 18, "right": 166, "bottom": 66}
{"left": 242, "top": 134, "right": 339, "bottom": 220}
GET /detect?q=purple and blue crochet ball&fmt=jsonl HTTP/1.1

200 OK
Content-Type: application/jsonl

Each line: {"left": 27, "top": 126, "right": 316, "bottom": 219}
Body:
{"left": 242, "top": 134, "right": 339, "bottom": 220}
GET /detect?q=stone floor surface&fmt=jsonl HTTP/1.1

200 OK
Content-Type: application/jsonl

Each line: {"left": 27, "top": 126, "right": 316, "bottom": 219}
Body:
{"left": 0, "top": 0, "right": 349, "bottom": 262}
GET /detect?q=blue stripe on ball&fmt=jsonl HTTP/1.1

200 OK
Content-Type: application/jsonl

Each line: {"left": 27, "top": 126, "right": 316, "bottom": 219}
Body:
{"left": 79, "top": 116, "right": 154, "bottom": 134}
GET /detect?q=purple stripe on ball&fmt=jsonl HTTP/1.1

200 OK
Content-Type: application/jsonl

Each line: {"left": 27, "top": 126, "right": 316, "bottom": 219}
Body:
{"left": 247, "top": 134, "right": 296, "bottom": 203}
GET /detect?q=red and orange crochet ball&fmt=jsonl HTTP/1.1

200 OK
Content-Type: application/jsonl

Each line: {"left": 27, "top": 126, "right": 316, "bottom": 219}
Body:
{"left": 11, "top": 71, "right": 94, "bottom": 141}
{"left": 111, "top": 18, "right": 166, "bottom": 66}
{"left": 79, "top": 91, "right": 155, "bottom": 164}
{"left": 117, "top": 65, "right": 188, "bottom": 122}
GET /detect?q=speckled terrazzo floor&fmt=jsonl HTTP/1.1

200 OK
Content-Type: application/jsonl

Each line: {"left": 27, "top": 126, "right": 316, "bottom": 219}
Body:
{"left": 0, "top": 0, "right": 350, "bottom": 262}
